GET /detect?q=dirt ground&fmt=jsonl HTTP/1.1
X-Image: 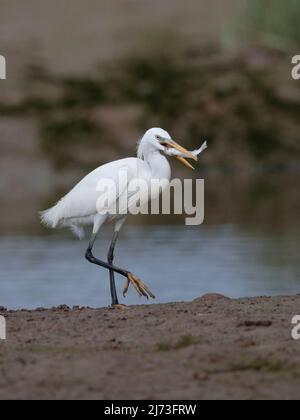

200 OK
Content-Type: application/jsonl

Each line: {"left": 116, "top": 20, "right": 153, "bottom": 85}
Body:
{"left": 1, "top": 294, "right": 300, "bottom": 400}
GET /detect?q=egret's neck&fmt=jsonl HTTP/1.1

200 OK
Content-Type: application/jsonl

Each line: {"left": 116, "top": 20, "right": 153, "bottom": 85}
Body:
{"left": 143, "top": 151, "right": 171, "bottom": 180}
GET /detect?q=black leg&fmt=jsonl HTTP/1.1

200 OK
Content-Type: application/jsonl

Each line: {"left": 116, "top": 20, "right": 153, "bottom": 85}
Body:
{"left": 85, "top": 237, "right": 129, "bottom": 279}
{"left": 107, "top": 231, "right": 120, "bottom": 306}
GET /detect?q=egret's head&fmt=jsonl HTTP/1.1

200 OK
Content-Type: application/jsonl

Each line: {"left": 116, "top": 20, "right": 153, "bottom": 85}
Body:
{"left": 138, "top": 127, "right": 196, "bottom": 169}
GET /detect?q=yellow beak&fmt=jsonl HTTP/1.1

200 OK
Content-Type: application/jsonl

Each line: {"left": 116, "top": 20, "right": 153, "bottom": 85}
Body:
{"left": 167, "top": 140, "right": 197, "bottom": 170}
{"left": 176, "top": 156, "right": 196, "bottom": 170}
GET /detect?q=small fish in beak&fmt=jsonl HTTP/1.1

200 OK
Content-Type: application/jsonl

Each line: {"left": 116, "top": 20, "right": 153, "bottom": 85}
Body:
{"left": 160, "top": 138, "right": 208, "bottom": 170}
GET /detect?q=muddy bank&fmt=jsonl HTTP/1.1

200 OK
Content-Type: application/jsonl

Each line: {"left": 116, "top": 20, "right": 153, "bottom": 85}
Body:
{"left": 0, "top": 294, "right": 300, "bottom": 400}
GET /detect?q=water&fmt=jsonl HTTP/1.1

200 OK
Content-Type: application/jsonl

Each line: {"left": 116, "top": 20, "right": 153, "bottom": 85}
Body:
{"left": 0, "top": 225, "right": 299, "bottom": 309}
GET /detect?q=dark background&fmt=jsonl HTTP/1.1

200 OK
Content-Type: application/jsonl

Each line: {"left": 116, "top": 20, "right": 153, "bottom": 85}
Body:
{"left": 0, "top": 0, "right": 299, "bottom": 234}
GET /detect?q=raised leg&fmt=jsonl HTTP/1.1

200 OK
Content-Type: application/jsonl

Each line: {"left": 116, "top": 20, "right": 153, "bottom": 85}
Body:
{"left": 85, "top": 235, "right": 128, "bottom": 279}
{"left": 85, "top": 217, "right": 155, "bottom": 305}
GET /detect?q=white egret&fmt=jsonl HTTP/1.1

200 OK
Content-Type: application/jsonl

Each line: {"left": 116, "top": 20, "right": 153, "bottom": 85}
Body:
{"left": 41, "top": 128, "right": 207, "bottom": 307}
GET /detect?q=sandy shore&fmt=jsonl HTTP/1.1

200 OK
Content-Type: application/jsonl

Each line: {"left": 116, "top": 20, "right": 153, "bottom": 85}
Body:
{"left": 1, "top": 294, "right": 300, "bottom": 400}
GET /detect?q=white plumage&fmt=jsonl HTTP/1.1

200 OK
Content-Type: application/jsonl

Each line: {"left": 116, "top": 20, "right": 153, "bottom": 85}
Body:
{"left": 40, "top": 128, "right": 207, "bottom": 306}
{"left": 41, "top": 129, "right": 174, "bottom": 237}
{"left": 41, "top": 158, "right": 142, "bottom": 239}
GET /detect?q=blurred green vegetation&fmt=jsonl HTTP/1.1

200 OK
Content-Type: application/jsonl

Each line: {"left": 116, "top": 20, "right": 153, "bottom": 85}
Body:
{"left": 0, "top": 46, "right": 300, "bottom": 174}
{"left": 108, "top": 55, "right": 189, "bottom": 117}
{"left": 231, "top": 0, "right": 300, "bottom": 50}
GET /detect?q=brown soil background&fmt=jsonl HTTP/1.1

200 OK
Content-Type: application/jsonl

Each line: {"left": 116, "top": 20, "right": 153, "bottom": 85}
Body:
{"left": 1, "top": 293, "right": 300, "bottom": 400}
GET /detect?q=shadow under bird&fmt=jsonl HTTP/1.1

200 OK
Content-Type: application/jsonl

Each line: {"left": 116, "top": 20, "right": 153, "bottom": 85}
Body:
{"left": 40, "top": 128, "right": 207, "bottom": 308}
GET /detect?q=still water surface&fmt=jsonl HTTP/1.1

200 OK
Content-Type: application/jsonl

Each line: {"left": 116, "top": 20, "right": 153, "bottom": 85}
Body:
{"left": 0, "top": 225, "right": 299, "bottom": 309}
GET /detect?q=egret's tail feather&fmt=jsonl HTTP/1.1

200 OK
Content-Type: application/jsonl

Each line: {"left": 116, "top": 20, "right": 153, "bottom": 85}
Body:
{"left": 40, "top": 201, "right": 86, "bottom": 239}
{"left": 40, "top": 205, "right": 61, "bottom": 229}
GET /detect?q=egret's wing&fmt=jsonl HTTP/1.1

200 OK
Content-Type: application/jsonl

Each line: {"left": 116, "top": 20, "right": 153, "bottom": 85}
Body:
{"left": 52, "top": 158, "right": 141, "bottom": 222}
{"left": 96, "top": 161, "right": 138, "bottom": 217}
{"left": 117, "top": 161, "right": 154, "bottom": 216}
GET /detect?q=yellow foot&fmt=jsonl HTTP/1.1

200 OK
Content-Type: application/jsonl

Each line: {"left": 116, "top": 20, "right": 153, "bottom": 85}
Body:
{"left": 123, "top": 273, "right": 155, "bottom": 300}
{"left": 110, "top": 304, "right": 128, "bottom": 310}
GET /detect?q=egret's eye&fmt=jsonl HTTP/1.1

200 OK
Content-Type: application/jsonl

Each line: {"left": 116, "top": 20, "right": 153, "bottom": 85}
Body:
{"left": 155, "top": 135, "right": 161, "bottom": 141}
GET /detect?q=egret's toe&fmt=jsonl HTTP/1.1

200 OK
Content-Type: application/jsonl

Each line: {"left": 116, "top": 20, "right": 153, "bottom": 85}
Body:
{"left": 123, "top": 273, "right": 155, "bottom": 300}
